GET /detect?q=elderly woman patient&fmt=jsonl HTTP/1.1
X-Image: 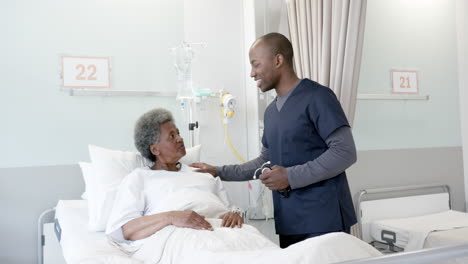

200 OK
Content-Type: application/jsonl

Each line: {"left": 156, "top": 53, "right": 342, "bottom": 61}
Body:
{"left": 104, "top": 108, "right": 382, "bottom": 263}
{"left": 106, "top": 108, "right": 243, "bottom": 243}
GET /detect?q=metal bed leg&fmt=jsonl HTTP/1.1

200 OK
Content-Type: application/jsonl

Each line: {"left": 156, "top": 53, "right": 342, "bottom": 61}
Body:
{"left": 37, "top": 207, "right": 56, "bottom": 264}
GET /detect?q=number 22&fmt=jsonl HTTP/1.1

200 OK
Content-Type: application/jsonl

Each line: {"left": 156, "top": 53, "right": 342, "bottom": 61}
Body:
{"left": 76, "top": 64, "right": 97, "bottom": 80}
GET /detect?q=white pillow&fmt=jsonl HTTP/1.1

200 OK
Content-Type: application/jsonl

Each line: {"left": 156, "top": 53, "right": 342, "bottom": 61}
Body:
{"left": 78, "top": 162, "right": 93, "bottom": 200}
{"left": 79, "top": 161, "right": 110, "bottom": 229}
{"left": 179, "top": 144, "right": 201, "bottom": 164}
{"left": 84, "top": 144, "right": 201, "bottom": 231}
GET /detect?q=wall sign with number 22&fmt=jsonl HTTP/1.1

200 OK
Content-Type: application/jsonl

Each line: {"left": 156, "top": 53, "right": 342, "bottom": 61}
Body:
{"left": 61, "top": 56, "right": 111, "bottom": 88}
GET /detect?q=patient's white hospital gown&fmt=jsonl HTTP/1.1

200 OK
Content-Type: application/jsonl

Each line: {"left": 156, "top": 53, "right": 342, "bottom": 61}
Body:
{"left": 106, "top": 164, "right": 234, "bottom": 243}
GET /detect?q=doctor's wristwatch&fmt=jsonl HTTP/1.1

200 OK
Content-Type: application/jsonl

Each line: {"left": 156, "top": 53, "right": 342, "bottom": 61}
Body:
{"left": 277, "top": 186, "right": 291, "bottom": 198}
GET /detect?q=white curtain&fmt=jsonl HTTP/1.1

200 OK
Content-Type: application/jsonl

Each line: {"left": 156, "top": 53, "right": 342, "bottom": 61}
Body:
{"left": 286, "top": 0, "right": 367, "bottom": 125}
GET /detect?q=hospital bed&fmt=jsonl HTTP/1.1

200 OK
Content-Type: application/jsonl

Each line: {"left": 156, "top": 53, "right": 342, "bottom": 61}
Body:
{"left": 38, "top": 145, "right": 384, "bottom": 263}
{"left": 39, "top": 199, "right": 385, "bottom": 264}
{"left": 38, "top": 197, "right": 468, "bottom": 264}
{"left": 356, "top": 184, "right": 468, "bottom": 262}
{"left": 39, "top": 199, "right": 468, "bottom": 264}
{"left": 39, "top": 200, "right": 277, "bottom": 263}
{"left": 38, "top": 200, "right": 137, "bottom": 264}
{"left": 36, "top": 142, "right": 468, "bottom": 264}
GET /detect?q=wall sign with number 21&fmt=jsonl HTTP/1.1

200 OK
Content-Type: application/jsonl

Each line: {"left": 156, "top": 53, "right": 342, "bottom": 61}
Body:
{"left": 391, "top": 70, "right": 418, "bottom": 94}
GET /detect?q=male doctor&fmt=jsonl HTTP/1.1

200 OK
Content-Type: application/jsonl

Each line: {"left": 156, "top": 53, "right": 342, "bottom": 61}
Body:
{"left": 191, "top": 32, "right": 357, "bottom": 248}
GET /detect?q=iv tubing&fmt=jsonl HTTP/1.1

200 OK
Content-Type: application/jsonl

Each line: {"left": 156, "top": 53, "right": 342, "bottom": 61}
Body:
{"left": 219, "top": 94, "right": 245, "bottom": 163}
{"left": 223, "top": 123, "right": 246, "bottom": 163}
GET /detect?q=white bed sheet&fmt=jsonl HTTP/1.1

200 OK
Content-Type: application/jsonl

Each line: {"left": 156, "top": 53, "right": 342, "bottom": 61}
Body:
{"left": 133, "top": 226, "right": 382, "bottom": 264}
{"left": 55, "top": 200, "right": 381, "bottom": 264}
{"left": 370, "top": 210, "right": 468, "bottom": 251}
{"left": 55, "top": 200, "right": 140, "bottom": 264}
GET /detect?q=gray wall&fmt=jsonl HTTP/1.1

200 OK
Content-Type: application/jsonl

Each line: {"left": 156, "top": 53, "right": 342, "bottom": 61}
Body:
{"left": 0, "top": 147, "right": 465, "bottom": 263}
{"left": 348, "top": 147, "right": 466, "bottom": 211}
{"left": 0, "top": 165, "right": 84, "bottom": 264}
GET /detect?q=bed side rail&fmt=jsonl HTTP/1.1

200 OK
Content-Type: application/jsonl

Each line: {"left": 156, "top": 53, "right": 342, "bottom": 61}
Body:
{"left": 355, "top": 183, "right": 451, "bottom": 240}
{"left": 37, "top": 207, "right": 56, "bottom": 264}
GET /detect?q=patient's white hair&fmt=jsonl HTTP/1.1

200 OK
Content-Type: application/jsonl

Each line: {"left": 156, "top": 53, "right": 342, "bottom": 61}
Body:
{"left": 134, "top": 108, "right": 174, "bottom": 162}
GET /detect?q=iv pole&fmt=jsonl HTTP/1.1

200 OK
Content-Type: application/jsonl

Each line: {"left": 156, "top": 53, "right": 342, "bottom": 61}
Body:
{"left": 171, "top": 42, "right": 205, "bottom": 148}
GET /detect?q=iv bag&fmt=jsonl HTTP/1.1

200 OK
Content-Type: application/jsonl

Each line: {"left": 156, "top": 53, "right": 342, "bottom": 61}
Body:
{"left": 171, "top": 42, "right": 195, "bottom": 100}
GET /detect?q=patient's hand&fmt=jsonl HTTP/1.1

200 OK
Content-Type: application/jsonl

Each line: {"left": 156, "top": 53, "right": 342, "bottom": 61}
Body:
{"left": 220, "top": 212, "right": 243, "bottom": 228}
{"left": 190, "top": 163, "right": 217, "bottom": 177}
{"left": 170, "top": 211, "right": 214, "bottom": 231}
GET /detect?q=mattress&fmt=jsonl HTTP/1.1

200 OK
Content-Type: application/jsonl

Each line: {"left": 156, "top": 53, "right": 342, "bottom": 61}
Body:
{"left": 370, "top": 210, "right": 468, "bottom": 251}
{"left": 55, "top": 200, "right": 138, "bottom": 264}
{"left": 424, "top": 227, "right": 468, "bottom": 248}
{"left": 424, "top": 228, "right": 468, "bottom": 264}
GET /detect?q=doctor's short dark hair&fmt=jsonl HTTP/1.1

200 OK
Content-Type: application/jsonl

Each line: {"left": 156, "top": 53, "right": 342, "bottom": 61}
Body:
{"left": 257, "top": 32, "right": 294, "bottom": 67}
{"left": 134, "top": 108, "right": 174, "bottom": 162}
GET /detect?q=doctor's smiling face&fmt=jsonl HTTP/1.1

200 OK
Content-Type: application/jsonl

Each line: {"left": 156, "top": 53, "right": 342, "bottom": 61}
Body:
{"left": 249, "top": 40, "right": 281, "bottom": 93}
{"left": 150, "top": 121, "right": 186, "bottom": 165}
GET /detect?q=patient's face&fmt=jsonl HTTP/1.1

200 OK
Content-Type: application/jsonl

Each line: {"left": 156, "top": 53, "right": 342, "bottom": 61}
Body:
{"left": 153, "top": 121, "right": 186, "bottom": 163}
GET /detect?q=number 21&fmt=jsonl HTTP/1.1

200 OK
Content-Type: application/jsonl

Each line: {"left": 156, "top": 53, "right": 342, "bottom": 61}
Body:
{"left": 399, "top": 76, "right": 411, "bottom": 89}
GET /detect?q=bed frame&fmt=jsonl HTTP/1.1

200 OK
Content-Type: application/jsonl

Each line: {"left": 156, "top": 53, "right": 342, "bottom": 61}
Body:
{"left": 37, "top": 188, "right": 468, "bottom": 264}
{"left": 337, "top": 244, "right": 468, "bottom": 264}
{"left": 38, "top": 207, "right": 58, "bottom": 264}
{"left": 355, "top": 184, "right": 451, "bottom": 250}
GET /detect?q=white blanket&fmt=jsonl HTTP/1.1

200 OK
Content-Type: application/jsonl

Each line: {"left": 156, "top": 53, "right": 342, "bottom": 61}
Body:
{"left": 132, "top": 223, "right": 381, "bottom": 264}
{"left": 371, "top": 210, "right": 468, "bottom": 251}
{"left": 105, "top": 169, "right": 381, "bottom": 263}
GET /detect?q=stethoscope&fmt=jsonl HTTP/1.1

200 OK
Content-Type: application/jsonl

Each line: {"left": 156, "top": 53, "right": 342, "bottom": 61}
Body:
{"left": 253, "top": 161, "right": 272, "bottom": 179}
{"left": 252, "top": 161, "right": 290, "bottom": 198}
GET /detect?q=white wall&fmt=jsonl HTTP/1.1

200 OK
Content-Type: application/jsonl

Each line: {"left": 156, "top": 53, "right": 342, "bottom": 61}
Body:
{"left": 0, "top": 0, "right": 252, "bottom": 204}
{"left": 183, "top": 0, "right": 247, "bottom": 165}
{"left": 182, "top": 0, "right": 250, "bottom": 210}
{"left": 353, "top": 0, "right": 461, "bottom": 151}
{"left": 353, "top": 0, "right": 466, "bottom": 207}
{"left": 242, "top": 0, "right": 290, "bottom": 160}
{"left": 0, "top": 0, "right": 186, "bottom": 168}
{"left": 0, "top": 1, "right": 253, "bottom": 262}
{"left": 254, "top": 0, "right": 462, "bottom": 152}
{"left": 353, "top": 0, "right": 465, "bottom": 209}
{"left": 456, "top": 0, "right": 468, "bottom": 208}
{"left": 1, "top": 1, "right": 466, "bottom": 262}
{"left": 255, "top": 0, "right": 466, "bottom": 211}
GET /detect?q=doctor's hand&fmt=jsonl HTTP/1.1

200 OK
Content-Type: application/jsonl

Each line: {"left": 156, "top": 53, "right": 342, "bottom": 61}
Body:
{"left": 220, "top": 211, "right": 243, "bottom": 228}
{"left": 190, "top": 163, "right": 217, "bottom": 177}
{"left": 170, "top": 210, "right": 214, "bottom": 231}
{"left": 259, "top": 165, "right": 290, "bottom": 191}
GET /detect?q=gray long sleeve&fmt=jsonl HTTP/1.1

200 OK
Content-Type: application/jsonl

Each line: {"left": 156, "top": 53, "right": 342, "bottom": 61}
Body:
{"left": 286, "top": 126, "right": 357, "bottom": 189}
{"left": 215, "top": 147, "right": 269, "bottom": 181}
{"left": 215, "top": 126, "right": 356, "bottom": 188}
